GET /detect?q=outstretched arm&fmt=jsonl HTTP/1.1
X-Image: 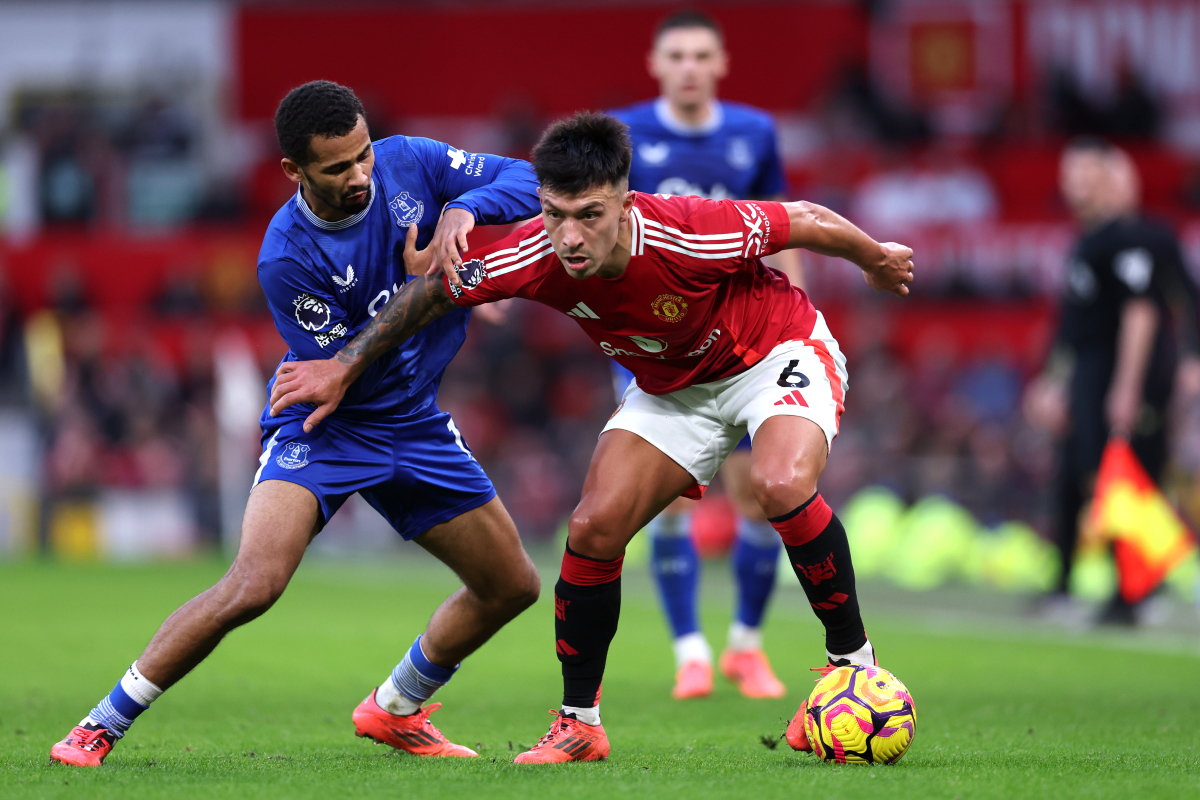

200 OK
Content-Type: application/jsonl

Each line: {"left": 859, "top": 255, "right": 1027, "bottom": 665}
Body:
{"left": 269, "top": 225, "right": 455, "bottom": 432}
{"left": 783, "top": 201, "right": 914, "bottom": 297}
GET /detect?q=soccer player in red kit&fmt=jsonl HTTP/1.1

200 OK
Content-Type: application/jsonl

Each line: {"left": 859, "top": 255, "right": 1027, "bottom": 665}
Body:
{"left": 269, "top": 113, "right": 915, "bottom": 763}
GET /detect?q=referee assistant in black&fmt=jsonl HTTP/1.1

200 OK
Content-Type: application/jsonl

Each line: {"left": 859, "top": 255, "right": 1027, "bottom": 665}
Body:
{"left": 1028, "top": 138, "right": 1199, "bottom": 624}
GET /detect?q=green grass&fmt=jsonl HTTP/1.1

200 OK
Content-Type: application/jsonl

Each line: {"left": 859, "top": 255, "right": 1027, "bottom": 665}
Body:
{"left": 2, "top": 550, "right": 1199, "bottom": 799}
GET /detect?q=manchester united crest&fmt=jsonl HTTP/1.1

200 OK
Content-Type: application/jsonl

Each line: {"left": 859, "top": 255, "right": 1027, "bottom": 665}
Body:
{"left": 651, "top": 293, "right": 688, "bottom": 323}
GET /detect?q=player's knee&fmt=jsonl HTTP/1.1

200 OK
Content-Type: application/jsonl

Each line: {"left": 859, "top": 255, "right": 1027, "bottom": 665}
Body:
{"left": 215, "top": 566, "right": 290, "bottom": 626}
{"left": 566, "top": 510, "right": 628, "bottom": 562}
{"left": 750, "top": 464, "right": 820, "bottom": 519}
{"left": 511, "top": 562, "right": 541, "bottom": 610}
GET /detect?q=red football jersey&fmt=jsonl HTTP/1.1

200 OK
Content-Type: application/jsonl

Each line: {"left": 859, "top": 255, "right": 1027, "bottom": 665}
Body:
{"left": 444, "top": 193, "right": 818, "bottom": 395}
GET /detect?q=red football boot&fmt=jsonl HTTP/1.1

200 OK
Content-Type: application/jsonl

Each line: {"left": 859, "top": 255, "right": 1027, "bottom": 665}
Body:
{"left": 50, "top": 722, "right": 118, "bottom": 767}
{"left": 513, "top": 710, "right": 610, "bottom": 764}
{"left": 352, "top": 690, "right": 477, "bottom": 757}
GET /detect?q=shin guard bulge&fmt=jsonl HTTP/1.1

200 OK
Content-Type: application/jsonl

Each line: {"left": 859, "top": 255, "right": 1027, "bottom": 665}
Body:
{"left": 555, "top": 544, "right": 624, "bottom": 710}
{"left": 770, "top": 493, "right": 867, "bottom": 656}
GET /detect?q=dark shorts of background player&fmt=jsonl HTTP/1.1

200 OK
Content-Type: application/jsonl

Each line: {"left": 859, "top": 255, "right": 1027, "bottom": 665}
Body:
{"left": 609, "top": 361, "right": 752, "bottom": 451}
{"left": 254, "top": 408, "right": 496, "bottom": 540}
{"left": 1052, "top": 349, "right": 1174, "bottom": 592}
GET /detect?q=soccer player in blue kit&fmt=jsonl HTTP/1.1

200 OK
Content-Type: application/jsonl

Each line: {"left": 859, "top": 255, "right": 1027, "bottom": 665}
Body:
{"left": 50, "top": 81, "right": 543, "bottom": 767}
{"left": 607, "top": 10, "right": 804, "bottom": 701}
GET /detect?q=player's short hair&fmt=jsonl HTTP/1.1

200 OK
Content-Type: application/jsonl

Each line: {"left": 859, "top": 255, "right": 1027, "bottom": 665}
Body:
{"left": 274, "top": 80, "right": 366, "bottom": 165}
{"left": 1064, "top": 136, "right": 1117, "bottom": 157}
{"left": 532, "top": 112, "right": 632, "bottom": 196}
{"left": 654, "top": 9, "right": 723, "bottom": 45}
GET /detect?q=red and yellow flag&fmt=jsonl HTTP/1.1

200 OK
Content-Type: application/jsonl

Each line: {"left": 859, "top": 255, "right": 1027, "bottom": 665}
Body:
{"left": 1089, "top": 439, "right": 1197, "bottom": 603}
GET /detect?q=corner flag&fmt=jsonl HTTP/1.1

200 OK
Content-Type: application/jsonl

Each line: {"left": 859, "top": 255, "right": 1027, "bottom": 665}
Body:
{"left": 1089, "top": 439, "right": 1197, "bottom": 603}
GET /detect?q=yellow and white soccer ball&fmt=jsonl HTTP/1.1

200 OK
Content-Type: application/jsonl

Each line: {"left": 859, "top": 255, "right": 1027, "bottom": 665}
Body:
{"left": 803, "top": 665, "right": 916, "bottom": 764}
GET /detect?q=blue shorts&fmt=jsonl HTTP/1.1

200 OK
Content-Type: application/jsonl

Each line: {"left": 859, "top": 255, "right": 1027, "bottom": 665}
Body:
{"left": 254, "top": 409, "right": 496, "bottom": 540}
{"left": 609, "top": 361, "right": 751, "bottom": 451}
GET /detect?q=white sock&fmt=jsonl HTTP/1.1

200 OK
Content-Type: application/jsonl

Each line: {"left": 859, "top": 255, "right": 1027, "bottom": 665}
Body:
{"left": 122, "top": 662, "right": 164, "bottom": 706}
{"left": 673, "top": 631, "right": 713, "bottom": 669}
{"left": 562, "top": 704, "right": 601, "bottom": 726}
{"left": 726, "top": 621, "right": 763, "bottom": 653}
{"left": 375, "top": 674, "right": 421, "bottom": 716}
{"left": 828, "top": 639, "right": 875, "bottom": 667}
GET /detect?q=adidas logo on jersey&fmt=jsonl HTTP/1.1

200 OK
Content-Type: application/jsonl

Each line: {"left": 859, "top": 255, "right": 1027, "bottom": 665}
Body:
{"left": 567, "top": 302, "right": 600, "bottom": 319}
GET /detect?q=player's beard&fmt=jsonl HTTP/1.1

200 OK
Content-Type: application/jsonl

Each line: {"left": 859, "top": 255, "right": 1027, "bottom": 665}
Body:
{"left": 305, "top": 178, "right": 370, "bottom": 216}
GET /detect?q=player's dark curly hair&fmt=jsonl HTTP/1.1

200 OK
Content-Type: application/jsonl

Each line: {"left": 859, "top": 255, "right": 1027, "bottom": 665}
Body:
{"left": 531, "top": 112, "right": 632, "bottom": 196}
{"left": 274, "top": 80, "right": 366, "bottom": 165}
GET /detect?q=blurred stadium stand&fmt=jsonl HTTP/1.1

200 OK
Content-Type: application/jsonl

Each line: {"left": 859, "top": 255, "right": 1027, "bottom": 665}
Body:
{"left": 0, "top": 1, "right": 1198, "bottom": 603}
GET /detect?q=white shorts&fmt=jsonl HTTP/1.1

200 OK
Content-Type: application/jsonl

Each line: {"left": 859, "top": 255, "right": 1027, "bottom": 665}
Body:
{"left": 601, "top": 311, "right": 847, "bottom": 496}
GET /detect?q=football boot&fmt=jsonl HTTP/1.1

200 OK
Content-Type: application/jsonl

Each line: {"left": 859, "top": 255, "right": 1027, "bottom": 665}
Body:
{"left": 50, "top": 722, "right": 118, "bottom": 767}
{"left": 718, "top": 648, "right": 786, "bottom": 699}
{"left": 513, "top": 710, "right": 610, "bottom": 764}
{"left": 352, "top": 690, "right": 477, "bottom": 757}
{"left": 671, "top": 659, "right": 714, "bottom": 700}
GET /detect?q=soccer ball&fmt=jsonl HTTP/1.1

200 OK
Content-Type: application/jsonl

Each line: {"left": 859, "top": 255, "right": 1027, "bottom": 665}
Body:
{"left": 803, "top": 665, "right": 916, "bottom": 764}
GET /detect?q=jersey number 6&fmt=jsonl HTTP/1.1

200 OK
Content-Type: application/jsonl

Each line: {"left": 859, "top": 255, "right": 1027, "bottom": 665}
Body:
{"left": 776, "top": 360, "right": 810, "bottom": 388}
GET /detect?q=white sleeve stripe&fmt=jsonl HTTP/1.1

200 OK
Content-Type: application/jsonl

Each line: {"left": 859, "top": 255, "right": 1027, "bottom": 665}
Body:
{"left": 631, "top": 206, "right": 645, "bottom": 256}
{"left": 484, "top": 230, "right": 549, "bottom": 265}
{"left": 643, "top": 237, "right": 743, "bottom": 260}
{"left": 642, "top": 218, "right": 742, "bottom": 241}
{"left": 633, "top": 206, "right": 643, "bottom": 256}
{"left": 488, "top": 242, "right": 554, "bottom": 276}
{"left": 643, "top": 230, "right": 746, "bottom": 251}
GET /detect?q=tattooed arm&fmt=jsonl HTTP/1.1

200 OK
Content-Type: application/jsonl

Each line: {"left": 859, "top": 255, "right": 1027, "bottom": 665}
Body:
{"left": 269, "top": 226, "right": 456, "bottom": 432}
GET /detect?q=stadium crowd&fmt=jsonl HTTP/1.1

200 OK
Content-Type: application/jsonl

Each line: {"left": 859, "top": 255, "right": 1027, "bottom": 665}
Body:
{"left": 1, "top": 0, "right": 1199, "bottom": 563}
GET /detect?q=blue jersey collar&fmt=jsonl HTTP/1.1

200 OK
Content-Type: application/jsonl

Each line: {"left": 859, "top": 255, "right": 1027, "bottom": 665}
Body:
{"left": 654, "top": 97, "right": 724, "bottom": 136}
{"left": 295, "top": 179, "right": 376, "bottom": 231}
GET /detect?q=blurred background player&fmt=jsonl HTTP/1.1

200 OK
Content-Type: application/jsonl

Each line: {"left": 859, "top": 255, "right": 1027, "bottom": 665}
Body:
{"left": 607, "top": 9, "right": 805, "bottom": 701}
{"left": 49, "top": 81, "right": 543, "bottom": 767}
{"left": 1027, "top": 138, "right": 1200, "bottom": 625}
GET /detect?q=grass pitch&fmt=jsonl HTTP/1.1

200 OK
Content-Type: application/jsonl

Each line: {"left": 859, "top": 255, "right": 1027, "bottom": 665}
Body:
{"left": 2, "top": 548, "right": 1199, "bottom": 799}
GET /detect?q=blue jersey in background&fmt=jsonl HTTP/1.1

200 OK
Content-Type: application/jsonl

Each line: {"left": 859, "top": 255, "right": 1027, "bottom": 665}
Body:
{"left": 257, "top": 135, "right": 539, "bottom": 424}
{"left": 609, "top": 98, "right": 786, "bottom": 200}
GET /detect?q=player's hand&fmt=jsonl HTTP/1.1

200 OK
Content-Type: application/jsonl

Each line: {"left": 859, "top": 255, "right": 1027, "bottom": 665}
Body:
{"left": 863, "top": 242, "right": 914, "bottom": 297}
{"left": 1105, "top": 380, "right": 1141, "bottom": 440}
{"left": 269, "top": 358, "right": 354, "bottom": 433}
{"left": 425, "top": 207, "right": 476, "bottom": 287}
{"left": 402, "top": 223, "right": 434, "bottom": 277}
{"left": 472, "top": 299, "right": 513, "bottom": 325}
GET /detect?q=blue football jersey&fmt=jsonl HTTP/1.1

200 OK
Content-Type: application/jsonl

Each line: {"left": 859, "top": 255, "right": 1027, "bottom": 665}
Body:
{"left": 609, "top": 98, "right": 786, "bottom": 200}
{"left": 257, "top": 135, "right": 539, "bottom": 422}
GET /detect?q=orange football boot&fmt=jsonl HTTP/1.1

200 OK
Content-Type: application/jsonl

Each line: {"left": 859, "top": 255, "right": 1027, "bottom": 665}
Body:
{"left": 671, "top": 659, "right": 714, "bottom": 699}
{"left": 352, "top": 690, "right": 477, "bottom": 757}
{"left": 513, "top": 710, "right": 610, "bottom": 764}
{"left": 50, "top": 723, "right": 118, "bottom": 767}
{"left": 719, "top": 648, "right": 786, "bottom": 699}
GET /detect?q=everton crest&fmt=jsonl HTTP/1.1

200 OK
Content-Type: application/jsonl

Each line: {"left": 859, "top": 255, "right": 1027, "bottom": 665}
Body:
{"left": 389, "top": 191, "right": 424, "bottom": 228}
{"left": 276, "top": 443, "right": 311, "bottom": 470}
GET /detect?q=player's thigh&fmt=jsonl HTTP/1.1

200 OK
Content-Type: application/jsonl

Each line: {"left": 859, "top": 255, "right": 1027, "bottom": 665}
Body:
{"left": 232, "top": 479, "right": 322, "bottom": 593}
{"left": 719, "top": 448, "right": 768, "bottom": 521}
{"left": 569, "top": 429, "right": 698, "bottom": 560}
{"left": 414, "top": 496, "right": 538, "bottom": 604}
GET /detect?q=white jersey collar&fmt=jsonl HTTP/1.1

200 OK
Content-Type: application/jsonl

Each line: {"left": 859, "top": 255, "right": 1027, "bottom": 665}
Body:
{"left": 654, "top": 97, "right": 724, "bottom": 136}
{"left": 296, "top": 179, "right": 375, "bottom": 231}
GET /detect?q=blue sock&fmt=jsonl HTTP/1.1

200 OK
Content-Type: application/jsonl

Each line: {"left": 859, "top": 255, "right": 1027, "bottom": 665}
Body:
{"left": 732, "top": 519, "right": 780, "bottom": 629}
{"left": 649, "top": 514, "right": 700, "bottom": 638}
{"left": 87, "top": 682, "right": 147, "bottom": 739}
{"left": 390, "top": 635, "right": 458, "bottom": 704}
